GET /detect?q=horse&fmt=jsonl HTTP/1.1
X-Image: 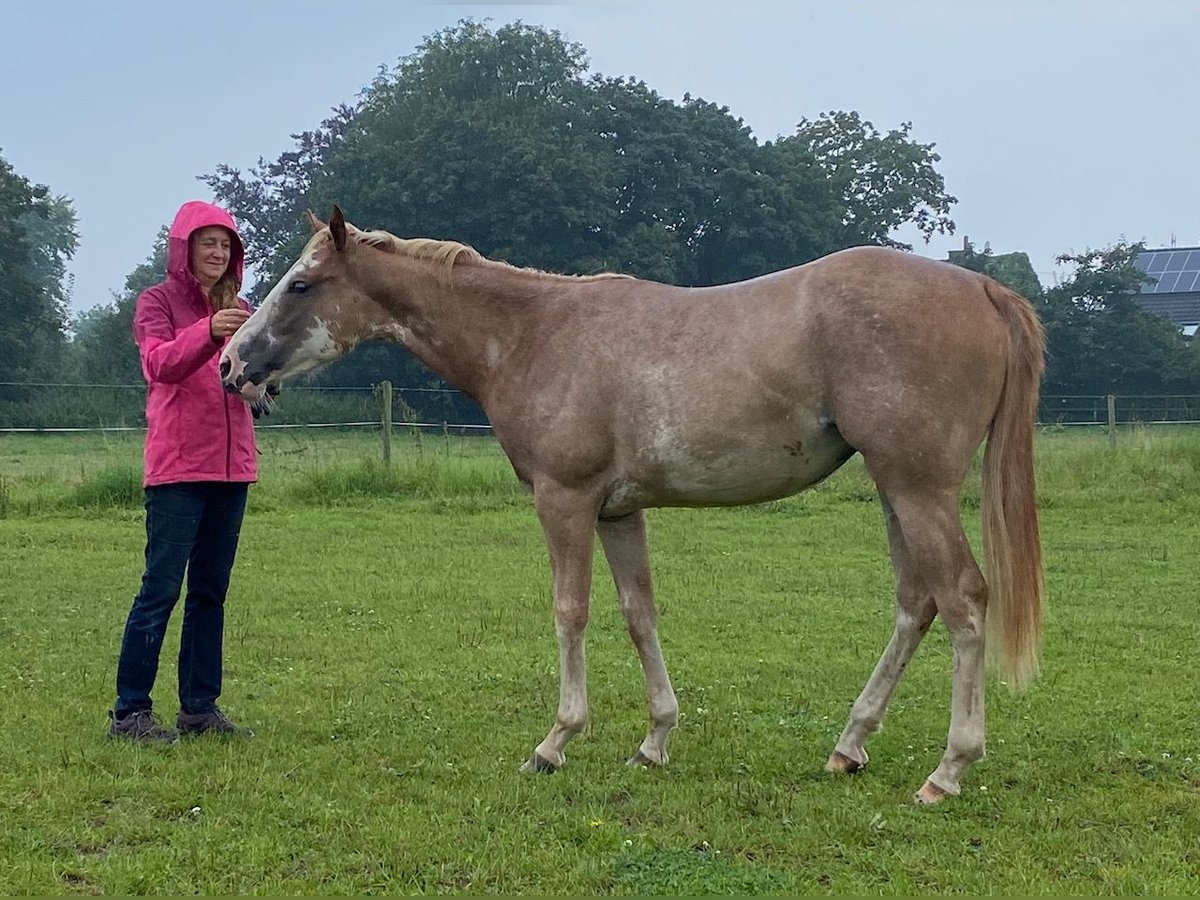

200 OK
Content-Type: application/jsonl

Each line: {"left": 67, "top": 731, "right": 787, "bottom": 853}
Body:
{"left": 220, "top": 207, "right": 1045, "bottom": 804}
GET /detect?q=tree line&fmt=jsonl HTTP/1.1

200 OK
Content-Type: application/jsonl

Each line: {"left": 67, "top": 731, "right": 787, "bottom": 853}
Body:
{"left": 4, "top": 19, "right": 1199, "bottom": 424}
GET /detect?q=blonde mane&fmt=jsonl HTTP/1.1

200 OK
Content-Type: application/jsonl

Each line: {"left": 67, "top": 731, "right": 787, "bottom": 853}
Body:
{"left": 309, "top": 224, "right": 631, "bottom": 284}
{"left": 357, "top": 230, "right": 482, "bottom": 272}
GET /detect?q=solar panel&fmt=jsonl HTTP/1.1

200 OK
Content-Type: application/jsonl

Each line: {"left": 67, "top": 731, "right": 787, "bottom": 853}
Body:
{"left": 1136, "top": 247, "right": 1200, "bottom": 294}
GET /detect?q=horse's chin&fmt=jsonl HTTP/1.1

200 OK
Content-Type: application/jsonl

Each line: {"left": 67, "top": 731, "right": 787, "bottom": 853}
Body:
{"left": 239, "top": 383, "right": 268, "bottom": 403}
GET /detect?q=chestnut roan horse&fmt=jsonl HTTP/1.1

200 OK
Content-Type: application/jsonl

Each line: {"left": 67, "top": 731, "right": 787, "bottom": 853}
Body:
{"left": 221, "top": 207, "right": 1045, "bottom": 803}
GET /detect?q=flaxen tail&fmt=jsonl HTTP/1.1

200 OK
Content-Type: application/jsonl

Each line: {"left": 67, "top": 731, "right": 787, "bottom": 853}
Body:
{"left": 980, "top": 279, "right": 1046, "bottom": 690}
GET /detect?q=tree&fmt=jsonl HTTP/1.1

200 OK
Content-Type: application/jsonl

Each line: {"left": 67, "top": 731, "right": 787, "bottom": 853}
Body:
{"left": 1035, "top": 243, "right": 1200, "bottom": 395}
{"left": 582, "top": 80, "right": 843, "bottom": 285}
{"left": 202, "top": 104, "right": 355, "bottom": 289}
{"left": 782, "top": 111, "right": 956, "bottom": 250}
{"left": 209, "top": 21, "right": 957, "bottom": 284}
{"left": 204, "top": 19, "right": 958, "bottom": 391}
{"left": 0, "top": 151, "right": 77, "bottom": 382}
{"left": 70, "top": 228, "right": 166, "bottom": 384}
{"left": 949, "top": 241, "right": 1044, "bottom": 300}
{"left": 318, "top": 22, "right": 616, "bottom": 274}
{"left": 949, "top": 239, "right": 1200, "bottom": 396}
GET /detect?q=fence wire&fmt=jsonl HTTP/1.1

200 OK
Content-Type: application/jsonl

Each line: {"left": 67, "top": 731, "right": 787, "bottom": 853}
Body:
{"left": 3, "top": 383, "right": 1200, "bottom": 433}
{"left": 0, "top": 382, "right": 489, "bottom": 434}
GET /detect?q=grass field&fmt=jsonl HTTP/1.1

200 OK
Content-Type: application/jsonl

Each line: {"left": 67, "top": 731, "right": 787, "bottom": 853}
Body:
{"left": 1, "top": 427, "right": 1198, "bottom": 894}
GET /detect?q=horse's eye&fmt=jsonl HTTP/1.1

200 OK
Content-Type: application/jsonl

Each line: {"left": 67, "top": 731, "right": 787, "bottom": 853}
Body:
{"left": 288, "top": 280, "right": 309, "bottom": 294}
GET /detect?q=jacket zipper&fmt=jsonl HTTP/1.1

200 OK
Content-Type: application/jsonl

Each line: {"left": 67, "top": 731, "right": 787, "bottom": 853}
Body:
{"left": 224, "top": 387, "right": 233, "bottom": 479}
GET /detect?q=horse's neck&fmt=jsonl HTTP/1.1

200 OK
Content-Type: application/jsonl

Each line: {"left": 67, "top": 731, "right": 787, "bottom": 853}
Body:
{"left": 370, "top": 257, "right": 548, "bottom": 400}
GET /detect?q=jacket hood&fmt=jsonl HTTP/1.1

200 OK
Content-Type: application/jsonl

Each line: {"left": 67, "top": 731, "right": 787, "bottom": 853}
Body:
{"left": 166, "top": 200, "right": 245, "bottom": 291}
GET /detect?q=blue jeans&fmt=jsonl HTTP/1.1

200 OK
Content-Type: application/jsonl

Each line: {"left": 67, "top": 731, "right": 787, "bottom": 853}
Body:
{"left": 114, "top": 482, "right": 249, "bottom": 719}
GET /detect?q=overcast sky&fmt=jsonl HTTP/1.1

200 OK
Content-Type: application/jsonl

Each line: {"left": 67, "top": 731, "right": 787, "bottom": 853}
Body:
{"left": 2, "top": 0, "right": 1197, "bottom": 313}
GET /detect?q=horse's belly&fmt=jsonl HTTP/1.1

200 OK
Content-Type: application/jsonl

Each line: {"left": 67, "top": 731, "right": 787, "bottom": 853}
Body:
{"left": 602, "top": 424, "right": 853, "bottom": 515}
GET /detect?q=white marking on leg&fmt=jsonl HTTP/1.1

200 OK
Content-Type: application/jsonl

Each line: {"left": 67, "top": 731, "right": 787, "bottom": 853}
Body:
{"left": 926, "top": 597, "right": 987, "bottom": 796}
{"left": 833, "top": 605, "right": 933, "bottom": 767}
{"left": 527, "top": 487, "right": 598, "bottom": 770}
{"left": 598, "top": 513, "right": 678, "bottom": 766}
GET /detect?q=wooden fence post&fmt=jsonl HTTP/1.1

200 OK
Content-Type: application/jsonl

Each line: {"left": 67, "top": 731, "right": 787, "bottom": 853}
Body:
{"left": 380, "top": 380, "right": 393, "bottom": 465}
{"left": 1107, "top": 394, "right": 1117, "bottom": 447}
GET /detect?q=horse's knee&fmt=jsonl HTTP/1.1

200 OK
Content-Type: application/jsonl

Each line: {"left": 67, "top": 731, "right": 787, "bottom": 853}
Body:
{"left": 554, "top": 604, "right": 589, "bottom": 637}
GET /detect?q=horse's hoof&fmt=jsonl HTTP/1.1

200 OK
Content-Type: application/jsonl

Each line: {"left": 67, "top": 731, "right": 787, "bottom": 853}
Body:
{"left": 626, "top": 749, "right": 667, "bottom": 768}
{"left": 914, "top": 779, "right": 953, "bottom": 805}
{"left": 519, "top": 752, "right": 559, "bottom": 774}
{"left": 824, "top": 750, "right": 867, "bottom": 775}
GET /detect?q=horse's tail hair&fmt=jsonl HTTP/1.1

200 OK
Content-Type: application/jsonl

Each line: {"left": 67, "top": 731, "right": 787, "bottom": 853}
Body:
{"left": 980, "top": 279, "right": 1046, "bottom": 691}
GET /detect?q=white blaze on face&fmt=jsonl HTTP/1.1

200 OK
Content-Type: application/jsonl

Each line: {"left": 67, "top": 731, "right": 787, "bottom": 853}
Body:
{"left": 263, "top": 248, "right": 319, "bottom": 309}
{"left": 230, "top": 250, "right": 314, "bottom": 354}
{"left": 227, "top": 246, "right": 330, "bottom": 381}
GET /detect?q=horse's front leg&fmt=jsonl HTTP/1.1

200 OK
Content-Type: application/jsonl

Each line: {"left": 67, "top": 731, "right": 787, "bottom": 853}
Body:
{"left": 597, "top": 510, "right": 678, "bottom": 767}
{"left": 520, "top": 483, "right": 601, "bottom": 773}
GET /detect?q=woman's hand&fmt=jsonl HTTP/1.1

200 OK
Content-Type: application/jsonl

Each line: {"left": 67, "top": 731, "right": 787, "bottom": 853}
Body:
{"left": 211, "top": 308, "right": 250, "bottom": 341}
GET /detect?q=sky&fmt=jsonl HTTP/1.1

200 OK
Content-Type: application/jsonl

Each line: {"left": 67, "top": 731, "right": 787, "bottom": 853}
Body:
{"left": 2, "top": 0, "right": 1197, "bottom": 313}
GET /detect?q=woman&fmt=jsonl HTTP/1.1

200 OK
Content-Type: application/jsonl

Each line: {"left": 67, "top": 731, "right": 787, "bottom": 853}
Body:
{"left": 110, "top": 200, "right": 259, "bottom": 743}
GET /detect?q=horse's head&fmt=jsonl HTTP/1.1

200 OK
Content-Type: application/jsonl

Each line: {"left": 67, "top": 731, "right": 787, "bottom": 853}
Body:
{"left": 219, "top": 206, "right": 382, "bottom": 401}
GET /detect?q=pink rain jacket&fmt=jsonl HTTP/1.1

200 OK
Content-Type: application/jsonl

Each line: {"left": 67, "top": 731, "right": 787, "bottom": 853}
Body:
{"left": 133, "top": 201, "right": 258, "bottom": 487}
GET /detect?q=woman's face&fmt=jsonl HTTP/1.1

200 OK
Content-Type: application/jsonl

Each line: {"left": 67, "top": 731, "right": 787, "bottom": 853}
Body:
{"left": 190, "top": 226, "right": 233, "bottom": 289}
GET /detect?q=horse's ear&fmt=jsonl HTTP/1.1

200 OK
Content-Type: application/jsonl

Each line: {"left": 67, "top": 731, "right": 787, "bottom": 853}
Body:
{"left": 329, "top": 205, "right": 347, "bottom": 253}
{"left": 304, "top": 209, "right": 325, "bottom": 235}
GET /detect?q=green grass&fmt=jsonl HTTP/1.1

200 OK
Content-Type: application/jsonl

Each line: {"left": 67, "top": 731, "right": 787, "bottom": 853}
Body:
{"left": 0, "top": 428, "right": 1198, "bottom": 894}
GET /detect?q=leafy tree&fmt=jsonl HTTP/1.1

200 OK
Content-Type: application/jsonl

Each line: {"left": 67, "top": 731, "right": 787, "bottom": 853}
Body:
{"left": 203, "top": 105, "right": 355, "bottom": 291}
{"left": 203, "top": 19, "right": 958, "bottom": 395}
{"left": 949, "top": 241, "right": 1044, "bottom": 300}
{"left": 318, "top": 22, "right": 615, "bottom": 274}
{"left": 209, "top": 20, "right": 957, "bottom": 286}
{"left": 782, "top": 111, "right": 956, "bottom": 250}
{"left": 18, "top": 193, "right": 78, "bottom": 322}
{"left": 1036, "top": 243, "right": 1200, "bottom": 395}
{"left": 69, "top": 227, "right": 167, "bottom": 384}
{"left": 583, "top": 81, "right": 842, "bottom": 285}
{"left": 0, "top": 151, "right": 77, "bottom": 382}
{"left": 949, "top": 239, "right": 1200, "bottom": 396}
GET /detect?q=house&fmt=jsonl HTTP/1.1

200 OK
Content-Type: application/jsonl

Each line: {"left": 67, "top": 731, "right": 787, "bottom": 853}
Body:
{"left": 1132, "top": 246, "right": 1200, "bottom": 337}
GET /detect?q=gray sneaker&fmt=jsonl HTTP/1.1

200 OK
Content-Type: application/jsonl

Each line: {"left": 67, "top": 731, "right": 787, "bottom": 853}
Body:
{"left": 176, "top": 708, "right": 254, "bottom": 738}
{"left": 109, "top": 709, "right": 180, "bottom": 745}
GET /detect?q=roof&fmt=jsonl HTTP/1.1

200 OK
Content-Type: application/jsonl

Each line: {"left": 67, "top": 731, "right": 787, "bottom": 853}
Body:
{"left": 1133, "top": 247, "right": 1200, "bottom": 295}
{"left": 1131, "top": 247, "right": 1200, "bottom": 331}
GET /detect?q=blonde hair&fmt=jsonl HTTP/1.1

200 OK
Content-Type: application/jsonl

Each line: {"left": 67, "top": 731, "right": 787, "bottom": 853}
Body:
{"left": 208, "top": 271, "right": 240, "bottom": 311}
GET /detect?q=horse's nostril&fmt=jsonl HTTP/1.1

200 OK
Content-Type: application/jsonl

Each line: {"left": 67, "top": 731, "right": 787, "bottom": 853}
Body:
{"left": 219, "top": 358, "right": 231, "bottom": 379}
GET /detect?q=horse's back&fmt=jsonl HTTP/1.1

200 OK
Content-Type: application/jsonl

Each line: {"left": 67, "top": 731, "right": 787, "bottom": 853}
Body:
{"left": 498, "top": 246, "right": 1020, "bottom": 510}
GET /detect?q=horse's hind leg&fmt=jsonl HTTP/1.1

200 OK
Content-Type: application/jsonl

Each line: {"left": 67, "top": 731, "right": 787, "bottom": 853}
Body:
{"left": 831, "top": 484, "right": 988, "bottom": 803}
{"left": 597, "top": 510, "right": 679, "bottom": 766}
{"left": 917, "top": 517, "right": 988, "bottom": 805}
{"left": 827, "top": 492, "right": 937, "bottom": 775}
